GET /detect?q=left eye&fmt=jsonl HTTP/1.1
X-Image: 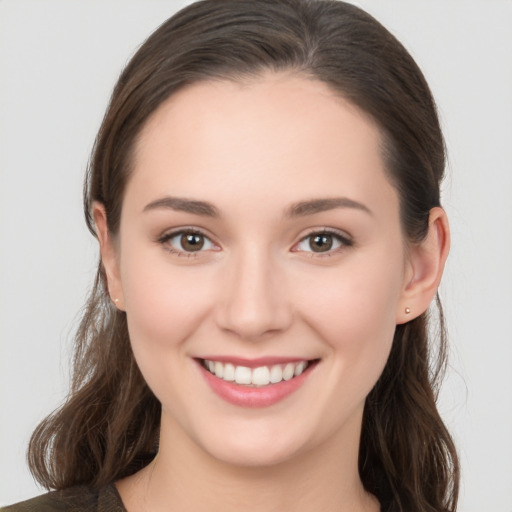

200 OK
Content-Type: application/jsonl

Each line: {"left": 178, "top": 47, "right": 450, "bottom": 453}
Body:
{"left": 295, "top": 231, "right": 349, "bottom": 253}
{"left": 163, "top": 231, "right": 215, "bottom": 253}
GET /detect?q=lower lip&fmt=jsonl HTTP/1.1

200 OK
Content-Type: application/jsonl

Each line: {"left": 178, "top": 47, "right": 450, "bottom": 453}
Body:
{"left": 196, "top": 360, "right": 317, "bottom": 408}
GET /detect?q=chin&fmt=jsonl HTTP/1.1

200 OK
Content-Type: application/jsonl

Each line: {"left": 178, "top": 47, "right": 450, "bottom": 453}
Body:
{"left": 209, "top": 443, "right": 302, "bottom": 469}
{"left": 197, "top": 423, "right": 310, "bottom": 469}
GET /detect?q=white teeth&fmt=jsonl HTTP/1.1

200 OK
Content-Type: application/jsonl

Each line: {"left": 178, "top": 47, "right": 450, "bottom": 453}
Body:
{"left": 203, "top": 359, "right": 310, "bottom": 386}
{"left": 269, "top": 364, "right": 283, "bottom": 383}
{"left": 223, "top": 363, "right": 235, "bottom": 381}
{"left": 214, "top": 361, "right": 224, "bottom": 378}
{"left": 252, "top": 366, "right": 270, "bottom": 386}
{"left": 282, "top": 363, "right": 295, "bottom": 381}
{"left": 294, "top": 361, "right": 306, "bottom": 376}
{"left": 234, "top": 366, "right": 252, "bottom": 385}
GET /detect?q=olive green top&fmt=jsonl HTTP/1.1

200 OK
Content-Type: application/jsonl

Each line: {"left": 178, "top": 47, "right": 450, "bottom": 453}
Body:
{"left": 0, "top": 484, "right": 126, "bottom": 512}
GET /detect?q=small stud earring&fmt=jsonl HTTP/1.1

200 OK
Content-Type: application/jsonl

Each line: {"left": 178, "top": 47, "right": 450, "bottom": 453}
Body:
{"left": 113, "top": 298, "right": 119, "bottom": 304}
{"left": 405, "top": 307, "right": 411, "bottom": 314}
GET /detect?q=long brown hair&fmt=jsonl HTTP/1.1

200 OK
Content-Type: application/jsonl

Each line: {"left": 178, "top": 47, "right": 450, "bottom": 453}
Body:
{"left": 28, "top": 1, "right": 459, "bottom": 510}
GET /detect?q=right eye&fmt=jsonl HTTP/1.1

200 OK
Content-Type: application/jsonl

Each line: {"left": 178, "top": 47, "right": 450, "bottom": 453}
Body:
{"left": 293, "top": 229, "right": 353, "bottom": 256}
{"left": 159, "top": 229, "right": 216, "bottom": 256}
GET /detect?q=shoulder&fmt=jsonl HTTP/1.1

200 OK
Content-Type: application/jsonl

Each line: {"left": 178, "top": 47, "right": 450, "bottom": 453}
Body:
{"left": 0, "top": 484, "right": 125, "bottom": 512}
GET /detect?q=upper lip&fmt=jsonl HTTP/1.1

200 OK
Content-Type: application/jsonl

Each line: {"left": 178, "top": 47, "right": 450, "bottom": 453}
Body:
{"left": 196, "top": 356, "right": 314, "bottom": 368}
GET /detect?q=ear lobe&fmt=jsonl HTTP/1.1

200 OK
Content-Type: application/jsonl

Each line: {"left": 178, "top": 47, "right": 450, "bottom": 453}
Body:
{"left": 93, "top": 202, "right": 125, "bottom": 311}
{"left": 396, "top": 207, "right": 450, "bottom": 324}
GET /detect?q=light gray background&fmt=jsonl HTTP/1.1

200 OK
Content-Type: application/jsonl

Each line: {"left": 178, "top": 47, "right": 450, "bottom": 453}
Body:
{"left": 1, "top": 1, "right": 511, "bottom": 510}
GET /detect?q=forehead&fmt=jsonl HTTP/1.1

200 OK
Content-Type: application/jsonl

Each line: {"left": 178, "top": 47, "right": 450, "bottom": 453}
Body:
{"left": 128, "top": 73, "right": 398, "bottom": 218}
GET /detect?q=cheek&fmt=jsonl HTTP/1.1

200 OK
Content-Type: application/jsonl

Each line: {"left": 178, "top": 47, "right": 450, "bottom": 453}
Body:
{"left": 119, "top": 254, "right": 222, "bottom": 425}
{"left": 119, "top": 246, "right": 216, "bottom": 373}
{"left": 294, "top": 249, "right": 404, "bottom": 379}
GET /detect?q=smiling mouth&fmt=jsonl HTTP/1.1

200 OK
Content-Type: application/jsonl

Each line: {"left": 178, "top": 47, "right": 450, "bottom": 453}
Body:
{"left": 200, "top": 358, "right": 318, "bottom": 387}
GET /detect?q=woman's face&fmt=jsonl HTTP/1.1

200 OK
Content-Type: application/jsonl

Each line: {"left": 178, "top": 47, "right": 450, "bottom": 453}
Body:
{"left": 108, "top": 74, "right": 413, "bottom": 467}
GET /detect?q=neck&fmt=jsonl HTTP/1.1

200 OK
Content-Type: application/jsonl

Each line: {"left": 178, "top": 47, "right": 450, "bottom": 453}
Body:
{"left": 116, "top": 412, "right": 379, "bottom": 512}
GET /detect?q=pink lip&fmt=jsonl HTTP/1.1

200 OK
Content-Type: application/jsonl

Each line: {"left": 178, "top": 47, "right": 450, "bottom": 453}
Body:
{"left": 195, "top": 358, "right": 318, "bottom": 408}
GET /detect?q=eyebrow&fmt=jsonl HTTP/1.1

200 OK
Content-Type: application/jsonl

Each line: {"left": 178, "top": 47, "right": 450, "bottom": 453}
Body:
{"left": 142, "top": 196, "right": 372, "bottom": 218}
{"left": 143, "top": 197, "right": 220, "bottom": 217}
{"left": 285, "top": 197, "right": 373, "bottom": 218}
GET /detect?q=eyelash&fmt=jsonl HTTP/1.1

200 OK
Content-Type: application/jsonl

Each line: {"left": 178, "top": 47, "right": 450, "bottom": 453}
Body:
{"left": 157, "top": 228, "right": 216, "bottom": 258}
{"left": 157, "top": 228, "right": 353, "bottom": 258}
{"left": 294, "top": 228, "right": 353, "bottom": 257}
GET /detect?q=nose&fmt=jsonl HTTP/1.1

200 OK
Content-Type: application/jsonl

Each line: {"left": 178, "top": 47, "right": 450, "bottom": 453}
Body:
{"left": 215, "top": 245, "right": 293, "bottom": 341}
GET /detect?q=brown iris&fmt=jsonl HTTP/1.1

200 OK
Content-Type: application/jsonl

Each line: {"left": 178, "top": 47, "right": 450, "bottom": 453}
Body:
{"left": 309, "top": 234, "right": 333, "bottom": 252}
{"left": 181, "top": 232, "right": 205, "bottom": 251}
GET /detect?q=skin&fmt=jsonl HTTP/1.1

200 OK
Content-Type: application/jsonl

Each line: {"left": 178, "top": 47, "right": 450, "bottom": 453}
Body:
{"left": 95, "top": 72, "right": 449, "bottom": 512}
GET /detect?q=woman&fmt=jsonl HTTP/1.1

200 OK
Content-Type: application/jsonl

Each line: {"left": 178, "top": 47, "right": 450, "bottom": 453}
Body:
{"left": 2, "top": 0, "right": 459, "bottom": 511}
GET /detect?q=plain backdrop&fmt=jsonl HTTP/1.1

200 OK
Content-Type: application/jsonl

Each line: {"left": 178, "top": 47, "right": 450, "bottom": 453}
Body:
{"left": 1, "top": 1, "right": 511, "bottom": 510}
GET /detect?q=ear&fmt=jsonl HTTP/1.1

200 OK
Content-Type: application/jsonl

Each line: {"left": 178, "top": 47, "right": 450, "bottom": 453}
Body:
{"left": 396, "top": 207, "right": 450, "bottom": 324}
{"left": 93, "top": 202, "right": 125, "bottom": 311}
